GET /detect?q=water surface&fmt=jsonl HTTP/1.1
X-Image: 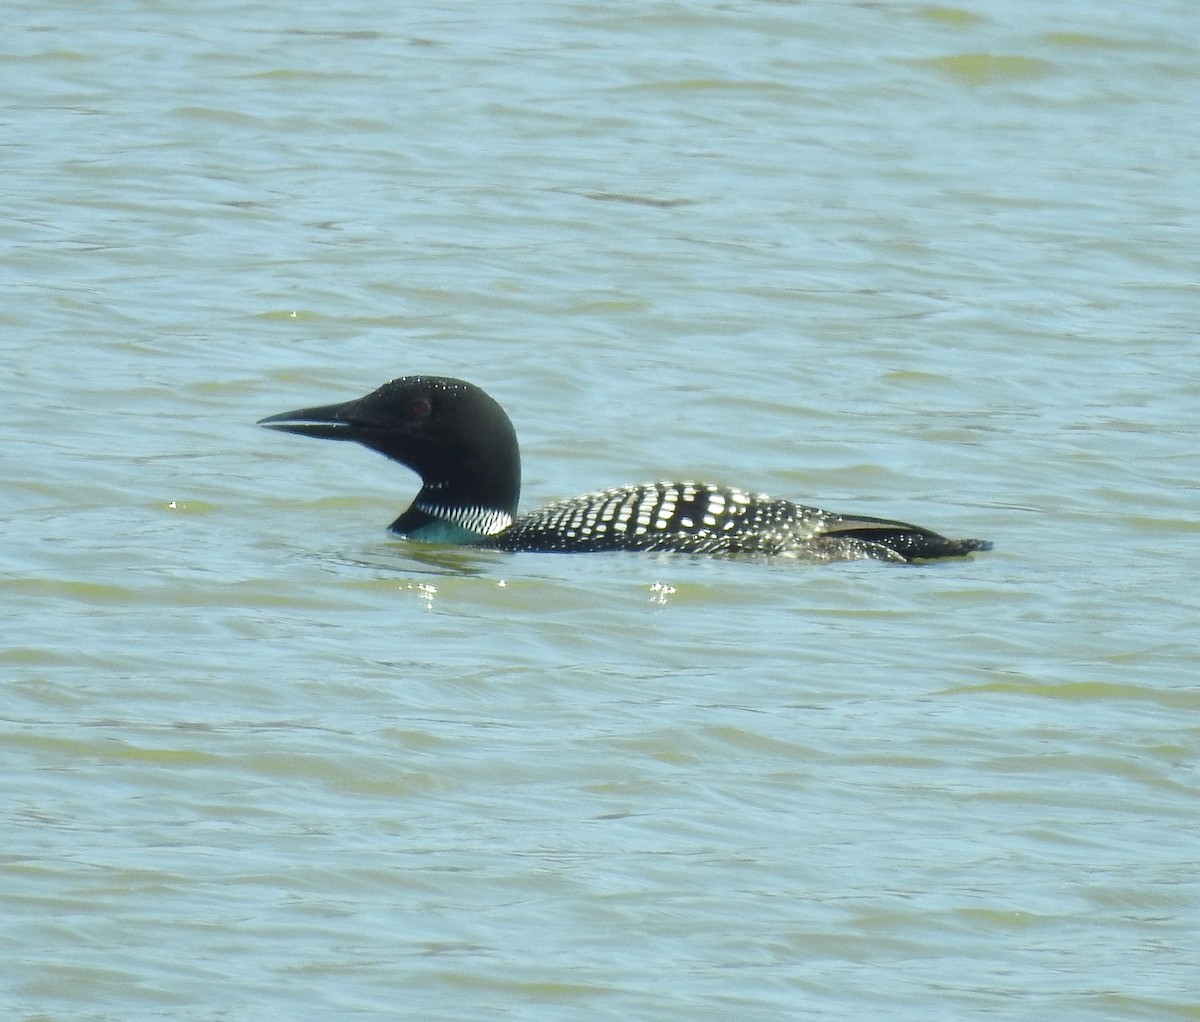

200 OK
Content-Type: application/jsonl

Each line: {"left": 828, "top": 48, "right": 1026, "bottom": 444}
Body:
{"left": 3, "top": 2, "right": 1199, "bottom": 1019}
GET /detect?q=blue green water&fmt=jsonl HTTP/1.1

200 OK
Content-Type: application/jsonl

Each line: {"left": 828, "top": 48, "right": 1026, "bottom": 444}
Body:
{"left": 3, "top": 2, "right": 1199, "bottom": 1019}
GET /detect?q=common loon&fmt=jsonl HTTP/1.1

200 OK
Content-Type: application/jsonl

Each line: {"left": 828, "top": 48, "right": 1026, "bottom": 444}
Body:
{"left": 259, "top": 375, "right": 992, "bottom": 563}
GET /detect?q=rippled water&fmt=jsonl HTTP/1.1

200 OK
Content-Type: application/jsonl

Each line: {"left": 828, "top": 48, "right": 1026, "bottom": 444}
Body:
{"left": 4, "top": 2, "right": 1199, "bottom": 1019}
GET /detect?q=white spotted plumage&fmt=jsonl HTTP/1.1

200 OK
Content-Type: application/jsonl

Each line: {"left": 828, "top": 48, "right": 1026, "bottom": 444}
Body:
{"left": 480, "top": 481, "right": 863, "bottom": 558}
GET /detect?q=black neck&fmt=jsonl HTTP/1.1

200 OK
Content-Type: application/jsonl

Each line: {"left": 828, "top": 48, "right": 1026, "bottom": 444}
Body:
{"left": 391, "top": 486, "right": 516, "bottom": 542}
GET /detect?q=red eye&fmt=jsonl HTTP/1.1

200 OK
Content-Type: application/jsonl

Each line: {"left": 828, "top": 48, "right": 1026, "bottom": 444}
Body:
{"left": 408, "top": 397, "right": 432, "bottom": 418}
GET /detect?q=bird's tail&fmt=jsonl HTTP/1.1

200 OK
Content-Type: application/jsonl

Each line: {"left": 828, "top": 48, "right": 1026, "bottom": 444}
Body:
{"left": 823, "top": 514, "right": 993, "bottom": 563}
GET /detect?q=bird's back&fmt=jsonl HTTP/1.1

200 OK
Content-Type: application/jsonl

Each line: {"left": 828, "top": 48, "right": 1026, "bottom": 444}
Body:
{"left": 480, "top": 481, "right": 990, "bottom": 562}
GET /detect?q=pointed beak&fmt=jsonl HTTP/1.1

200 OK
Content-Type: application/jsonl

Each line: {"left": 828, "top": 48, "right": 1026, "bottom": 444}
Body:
{"left": 258, "top": 399, "right": 362, "bottom": 441}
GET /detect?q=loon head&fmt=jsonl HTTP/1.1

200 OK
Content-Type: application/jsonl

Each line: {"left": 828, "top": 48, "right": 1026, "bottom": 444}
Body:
{"left": 259, "top": 375, "right": 521, "bottom": 536}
